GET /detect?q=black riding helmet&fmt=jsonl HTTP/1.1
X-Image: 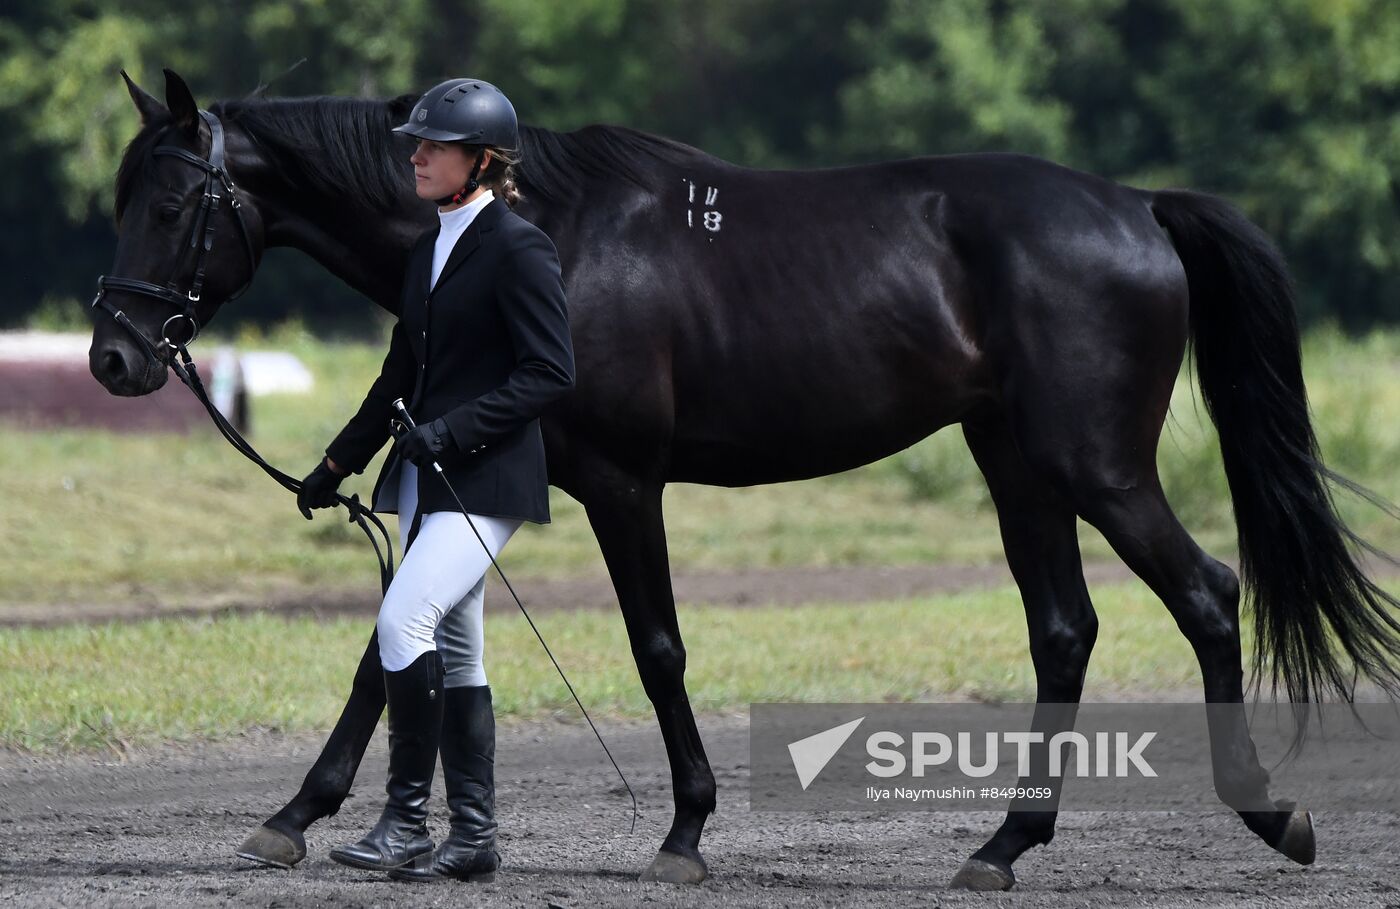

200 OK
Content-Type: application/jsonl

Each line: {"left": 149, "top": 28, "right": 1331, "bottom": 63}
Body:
{"left": 394, "top": 78, "right": 518, "bottom": 146}
{"left": 395, "top": 79, "right": 518, "bottom": 205}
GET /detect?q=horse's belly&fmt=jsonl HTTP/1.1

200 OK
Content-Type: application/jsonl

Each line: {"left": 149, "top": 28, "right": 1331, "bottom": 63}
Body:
{"left": 668, "top": 348, "right": 987, "bottom": 486}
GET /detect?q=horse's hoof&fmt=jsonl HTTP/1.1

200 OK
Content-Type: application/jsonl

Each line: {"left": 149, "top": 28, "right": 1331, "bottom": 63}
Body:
{"left": 235, "top": 824, "right": 306, "bottom": 870}
{"left": 1273, "top": 804, "right": 1315, "bottom": 866}
{"left": 949, "top": 858, "right": 1015, "bottom": 891}
{"left": 639, "top": 848, "right": 708, "bottom": 884}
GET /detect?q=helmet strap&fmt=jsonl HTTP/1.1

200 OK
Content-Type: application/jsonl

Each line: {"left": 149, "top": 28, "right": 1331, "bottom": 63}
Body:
{"left": 434, "top": 150, "right": 488, "bottom": 207}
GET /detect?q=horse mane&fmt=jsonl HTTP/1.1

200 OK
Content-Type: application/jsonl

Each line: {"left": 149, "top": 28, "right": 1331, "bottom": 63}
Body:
{"left": 516, "top": 124, "right": 706, "bottom": 203}
{"left": 219, "top": 94, "right": 418, "bottom": 212}
{"left": 114, "top": 91, "right": 711, "bottom": 218}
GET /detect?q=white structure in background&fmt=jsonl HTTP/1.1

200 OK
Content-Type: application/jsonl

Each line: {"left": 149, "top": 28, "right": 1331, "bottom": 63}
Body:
{"left": 0, "top": 331, "right": 314, "bottom": 433}
{"left": 0, "top": 330, "right": 92, "bottom": 362}
{"left": 237, "top": 350, "right": 315, "bottom": 396}
{"left": 210, "top": 347, "right": 244, "bottom": 419}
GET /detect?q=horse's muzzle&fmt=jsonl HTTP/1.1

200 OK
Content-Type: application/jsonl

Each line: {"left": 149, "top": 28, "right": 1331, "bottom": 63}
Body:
{"left": 89, "top": 337, "right": 168, "bottom": 396}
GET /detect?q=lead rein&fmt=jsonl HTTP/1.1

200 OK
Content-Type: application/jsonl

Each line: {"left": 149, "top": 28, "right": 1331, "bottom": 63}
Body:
{"left": 164, "top": 341, "right": 639, "bottom": 834}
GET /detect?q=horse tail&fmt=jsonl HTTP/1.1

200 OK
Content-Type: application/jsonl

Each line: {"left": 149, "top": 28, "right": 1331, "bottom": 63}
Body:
{"left": 1150, "top": 187, "right": 1400, "bottom": 713}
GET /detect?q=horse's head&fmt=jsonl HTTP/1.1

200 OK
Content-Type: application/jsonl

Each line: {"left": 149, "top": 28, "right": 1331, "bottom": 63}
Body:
{"left": 90, "top": 69, "right": 264, "bottom": 396}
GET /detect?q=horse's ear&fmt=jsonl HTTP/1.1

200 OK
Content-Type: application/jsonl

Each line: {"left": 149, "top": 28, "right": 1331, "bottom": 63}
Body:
{"left": 121, "top": 70, "right": 166, "bottom": 125}
{"left": 163, "top": 68, "right": 201, "bottom": 135}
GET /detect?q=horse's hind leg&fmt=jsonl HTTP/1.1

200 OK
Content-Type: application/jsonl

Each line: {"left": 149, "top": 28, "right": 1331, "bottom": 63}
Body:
{"left": 948, "top": 417, "right": 1100, "bottom": 891}
{"left": 988, "top": 316, "right": 1313, "bottom": 873}
{"left": 1071, "top": 475, "right": 1314, "bottom": 863}
{"left": 951, "top": 319, "right": 1313, "bottom": 888}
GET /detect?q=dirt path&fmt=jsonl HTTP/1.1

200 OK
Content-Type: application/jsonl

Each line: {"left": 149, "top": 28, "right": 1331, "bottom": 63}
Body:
{"left": 11, "top": 557, "right": 1399, "bottom": 628}
{"left": 2, "top": 561, "right": 1145, "bottom": 626}
{"left": 2, "top": 712, "right": 1396, "bottom": 907}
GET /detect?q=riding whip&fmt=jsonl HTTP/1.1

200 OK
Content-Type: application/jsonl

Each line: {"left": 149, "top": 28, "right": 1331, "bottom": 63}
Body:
{"left": 391, "top": 397, "right": 638, "bottom": 832}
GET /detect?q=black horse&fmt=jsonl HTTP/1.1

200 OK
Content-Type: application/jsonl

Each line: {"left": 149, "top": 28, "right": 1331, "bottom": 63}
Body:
{"left": 90, "top": 70, "right": 1400, "bottom": 890}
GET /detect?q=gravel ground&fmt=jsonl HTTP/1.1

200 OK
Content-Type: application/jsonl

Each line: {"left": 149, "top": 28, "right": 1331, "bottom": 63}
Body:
{"left": 8, "top": 560, "right": 1398, "bottom": 628}
{"left": 0, "top": 561, "right": 1151, "bottom": 627}
{"left": 3, "top": 712, "right": 1397, "bottom": 908}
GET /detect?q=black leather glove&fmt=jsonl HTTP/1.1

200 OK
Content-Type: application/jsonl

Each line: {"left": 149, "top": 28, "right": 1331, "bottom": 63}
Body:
{"left": 397, "top": 417, "right": 453, "bottom": 467}
{"left": 297, "top": 459, "right": 345, "bottom": 519}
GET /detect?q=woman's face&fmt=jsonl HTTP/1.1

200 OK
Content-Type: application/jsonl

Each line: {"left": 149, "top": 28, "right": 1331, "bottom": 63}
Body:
{"left": 409, "top": 140, "right": 489, "bottom": 202}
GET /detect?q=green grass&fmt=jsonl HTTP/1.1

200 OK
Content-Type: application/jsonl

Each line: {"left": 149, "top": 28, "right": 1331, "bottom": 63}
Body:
{"left": 4, "top": 324, "right": 1400, "bottom": 609}
{"left": 1, "top": 581, "right": 1226, "bottom": 754}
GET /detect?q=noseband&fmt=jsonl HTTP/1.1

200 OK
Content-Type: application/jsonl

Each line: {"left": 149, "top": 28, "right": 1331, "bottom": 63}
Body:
{"left": 84, "top": 108, "right": 402, "bottom": 678}
{"left": 91, "top": 109, "right": 257, "bottom": 365}
{"left": 88, "top": 108, "right": 395, "bottom": 598}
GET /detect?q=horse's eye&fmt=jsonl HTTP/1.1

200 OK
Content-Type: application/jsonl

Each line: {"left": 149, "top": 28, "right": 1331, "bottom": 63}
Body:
{"left": 158, "top": 206, "right": 182, "bottom": 223}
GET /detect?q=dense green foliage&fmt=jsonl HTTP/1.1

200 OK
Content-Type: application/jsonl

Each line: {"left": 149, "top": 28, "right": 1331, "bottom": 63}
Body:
{"left": 3, "top": 0, "right": 1399, "bottom": 330}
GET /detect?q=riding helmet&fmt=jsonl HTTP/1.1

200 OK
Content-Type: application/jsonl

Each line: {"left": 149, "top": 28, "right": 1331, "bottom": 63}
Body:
{"left": 393, "top": 78, "right": 518, "bottom": 150}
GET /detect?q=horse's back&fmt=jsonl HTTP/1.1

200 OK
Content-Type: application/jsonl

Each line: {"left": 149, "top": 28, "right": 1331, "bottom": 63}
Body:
{"left": 561, "top": 152, "right": 1190, "bottom": 486}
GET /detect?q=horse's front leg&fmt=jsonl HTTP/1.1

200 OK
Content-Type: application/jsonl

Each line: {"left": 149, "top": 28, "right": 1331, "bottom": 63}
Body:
{"left": 236, "top": 629, "right": 386, "bottom": 868}
{"left": 579, "top": 458, "right": 715, "bottom": 884}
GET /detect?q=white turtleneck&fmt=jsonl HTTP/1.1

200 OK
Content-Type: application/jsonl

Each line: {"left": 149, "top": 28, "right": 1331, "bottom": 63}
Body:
{"left": 430, "top": 189, "right": 495, "bottom": 291}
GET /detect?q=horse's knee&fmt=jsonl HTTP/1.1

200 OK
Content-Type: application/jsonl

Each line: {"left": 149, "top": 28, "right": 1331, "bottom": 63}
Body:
{"left": 1032, "top": 611, "right": 1098, "bottom": 689}
{"left": 632, "top": 632, "right": 687, "bottom": 698}
{"left": 1053, "top": 612, "right": 1098, "bottom": 662}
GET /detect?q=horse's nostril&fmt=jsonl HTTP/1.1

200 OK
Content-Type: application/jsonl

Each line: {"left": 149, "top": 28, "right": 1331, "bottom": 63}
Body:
{"left": 101, "top": 349, "right": 128, "bottom": 383}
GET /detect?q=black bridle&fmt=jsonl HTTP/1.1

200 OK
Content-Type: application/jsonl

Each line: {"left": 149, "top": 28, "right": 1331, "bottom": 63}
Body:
{"left": 91, "top": 109, "right": 258, "bottom": 365}
{"left": 89, "top": 107, "right": 396, "bottom": 596}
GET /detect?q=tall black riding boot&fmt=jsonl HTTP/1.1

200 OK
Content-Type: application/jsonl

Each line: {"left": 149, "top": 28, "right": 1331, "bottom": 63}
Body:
{"left": 329, "top": 650, "right": 444, "bottom": 871}
{"left": 391, "top": 684, "right": 500, "bottom": 883}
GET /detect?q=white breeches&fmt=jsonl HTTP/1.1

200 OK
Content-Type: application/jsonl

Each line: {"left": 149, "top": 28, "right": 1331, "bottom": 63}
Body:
{"left": 376, "top": 462, "right": 523, "bottom": 686}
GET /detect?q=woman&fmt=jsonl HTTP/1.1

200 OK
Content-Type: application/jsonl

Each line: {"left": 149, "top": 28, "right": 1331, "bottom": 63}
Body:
{"left": 295, "top": 77, "right": 575, "bottom": 884}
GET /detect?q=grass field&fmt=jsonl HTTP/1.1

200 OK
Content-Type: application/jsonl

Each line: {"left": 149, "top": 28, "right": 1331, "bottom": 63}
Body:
{"left": 2, "top": 325, "right": 1399, "bottom": 753}
{"left": 1, "top": 581, "right": 1224, "bottom": 753}
{"left": 2, "top": 324, "right": 1398, "bottom": 608}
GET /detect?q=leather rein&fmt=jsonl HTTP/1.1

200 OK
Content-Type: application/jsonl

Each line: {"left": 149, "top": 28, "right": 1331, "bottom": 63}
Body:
{"left": 90, "top": 108, "right": 396, "bottom": 595}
